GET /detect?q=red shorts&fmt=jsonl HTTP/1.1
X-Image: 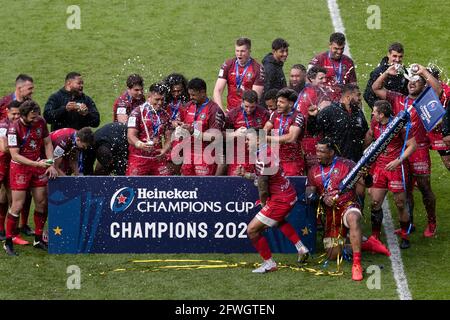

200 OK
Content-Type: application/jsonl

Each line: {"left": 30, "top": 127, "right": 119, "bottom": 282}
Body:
{"left": 280, "top": 160, "right": 305, "bottom": 176}
{"left": 371, "top": 164, "right": 406, "bottom": 193}
{"left": 227, "top": 163, "right": 255, "bottom": 176}
{"left": 9, "top": 161, "right": 48, "bottom": 190}
{"left": 126, "top": 155, "right": 172, "bottom": 176}
{"left": 181, "top": 163, "right": 217, "bottom": 176}
{"left": 324, "top": 201, "right": 361, "bottom": 238}
{"left": 408, "top": 146, "right": 431, "bottom": 175}
{"left": 301, "top": 137, "right": 320, "bottom": 170}
{"left": 256, "top": 196, "right": 297, "bottom": 227}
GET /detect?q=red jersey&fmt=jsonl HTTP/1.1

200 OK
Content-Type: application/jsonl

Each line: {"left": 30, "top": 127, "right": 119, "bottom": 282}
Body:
{"left": 225, "top": 106, "right": 269, "bottom": 130}
{"left": 218, "top": 58, "right": 264, "bottom": 110}
{"left": 255, "top": 144, "right": 296, "bottom": 201}
{"left": 7, "top": 116, "right": 49, "bottom": 161}
{"left": 127, "top": 104, "right": 171, "bottom": 158}
{"left": 309, "top": 52, "right": 356, "bottom": 100}
{"left": 112, "top": 91, "right": 145, "bottom": 122}
{"left": 0, "top": 118, "right": 12, "bottom": 163}
{"left": 370, "top": 118, "right": 405, "bottom": 167}
{"left": 180, "top": 99, "right": 225, "bottom": 155}
{"left": 307, "top": 157, "right": 356, "bottom": 208}
{"left": 268, "top": 110, "right": 304, "bottom": 161}
{"left": 225, "top": 106, "right": 269, "bottom": 164}
{"left": 386, "top": 91, "right": 429, "bottom": 147}
{"left": 50, "top": 128, "right": 77, "bottom": 159}
{"left": 296, "top": 85, "right": 331, "bottom": 139}
{"left": 0, "top": 93, "right": 15, "bottom": 122}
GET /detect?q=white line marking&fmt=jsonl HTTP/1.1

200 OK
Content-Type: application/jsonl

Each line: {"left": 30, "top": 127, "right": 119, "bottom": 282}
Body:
{"left": 327, "top": 0, "right": 412, "bottom": 300}
{"left": 382, "top": 199, "right": 413, "bottom": 300}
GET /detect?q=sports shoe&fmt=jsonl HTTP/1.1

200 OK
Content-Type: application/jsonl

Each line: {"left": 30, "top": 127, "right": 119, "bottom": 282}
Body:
{"left": 361, "top": 235, "right": 391, "bottom": 256}
{"left": 20, "top": 224, "right": 35, "bottom": 236}
{"left": 352, "top": 263, "right": 363, "bottom": 281}
{"left": 400, "top": 239, "right": 410, "bottom": 249}
{"left": 423, "top": 223, "right": 436, "bottom": 238}
{"left": 252, "top": 260, "right": 277, "bottom": 274}
{"left": 394, "top": 224, "right": 416, "bottom": 235}
{"left": 33, "top": 240, "right": 48, "bottom": 251}
{"left": 0, "top": 230, "right": 6, "bottom": 241}
{"left": 12, "top": 235, "right": 29, "bottom": 245}
{"left": 297, "top": 246, "right": 310, "bottom": 264}
{"left": 3, "top": 242, "right": 17, "bottom": 256}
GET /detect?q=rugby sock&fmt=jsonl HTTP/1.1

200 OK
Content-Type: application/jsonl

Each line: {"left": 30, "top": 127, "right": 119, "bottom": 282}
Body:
{"left": 0, "top": 203, "right": 8, "bottom": 232}
{"left": 33, "top": 210, "right": 47, "bottom": 237}
{"left": 427, "top": 212, "right": 436, "bottom": 225}
{"left": 370, "top": 208, "right": 383, "bottom": 239}
{"left": 251, "top": 235, "right": 272, "bottom": 260}
{"left": 20, "top": 193, "right": 32, "bottom": 227}
{"left": 400, "top": 221, "right": 410, "bottom": 239}
{"left": 278, "top": 221, "right": 301, "bottom": 244}
{"left": 353, "top": 252, "right": 361, "bottom": 266}
{"left": 6, "top": 213, "right": 19, "bottom": 239}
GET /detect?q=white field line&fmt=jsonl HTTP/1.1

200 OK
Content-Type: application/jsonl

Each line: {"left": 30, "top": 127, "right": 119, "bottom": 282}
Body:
{"left": 327, "top": 0, "right": 412, "bottom": 300}
{"left": 381, "top": 199, "right": 413, "bottom": 300}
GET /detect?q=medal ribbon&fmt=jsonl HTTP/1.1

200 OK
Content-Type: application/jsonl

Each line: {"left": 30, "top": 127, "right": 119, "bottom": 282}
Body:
{"left": 320, "top": 156, "right": 337, "bottom": 190}
{"left": 235, "top": 58, "right": 252, "bottom": 91}
{"left": 328, "top": 51, "right": 343, "bottom": 84}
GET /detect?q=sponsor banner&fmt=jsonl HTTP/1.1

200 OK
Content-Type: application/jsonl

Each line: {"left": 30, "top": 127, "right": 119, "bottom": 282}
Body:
{"left": 48, "top": 177, "right": 316, "bottom": 254}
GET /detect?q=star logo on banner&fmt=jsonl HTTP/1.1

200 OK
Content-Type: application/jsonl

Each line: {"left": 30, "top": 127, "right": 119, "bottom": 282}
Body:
{"left": 117, "top": 194, "right": 127, "bottom": 204}
{"left": 53, "top": 226, "right": 63, "bottom": 236}
{"left": 301, "top": 227, "right": 310, "bottom": 236}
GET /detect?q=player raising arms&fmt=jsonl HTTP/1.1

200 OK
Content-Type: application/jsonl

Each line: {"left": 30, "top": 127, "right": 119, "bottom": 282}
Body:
{"left": 366, "top": 100, "right": 416, "bottom": 248}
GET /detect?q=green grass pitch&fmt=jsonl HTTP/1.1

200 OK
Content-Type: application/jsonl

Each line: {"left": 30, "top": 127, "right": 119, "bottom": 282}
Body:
{"left": 0, "top": 0, "right": 449, "bottom": 300}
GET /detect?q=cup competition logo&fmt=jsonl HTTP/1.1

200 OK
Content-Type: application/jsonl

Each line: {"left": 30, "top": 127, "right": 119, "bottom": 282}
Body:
{"left": 110, "top": 187, "right": 135, "bottom": 212}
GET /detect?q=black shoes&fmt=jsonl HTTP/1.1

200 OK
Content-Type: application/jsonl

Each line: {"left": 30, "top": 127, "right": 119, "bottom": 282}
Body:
{"left": 20, "top": 225, "right": 35, "bottom": 236}
{"left": 3, "top": 239, "right": 18, "bottom": 256}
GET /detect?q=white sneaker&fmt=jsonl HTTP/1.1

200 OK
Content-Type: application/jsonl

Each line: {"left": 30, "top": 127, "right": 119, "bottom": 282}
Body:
{"left": 252, "top": 260, "right": 277, "bottom": 273}
{"left": 297, "top": 245, "right": 310, "bottom": 263}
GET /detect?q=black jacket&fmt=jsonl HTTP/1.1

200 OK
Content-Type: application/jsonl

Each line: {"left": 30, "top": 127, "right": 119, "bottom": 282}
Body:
{"left": 84, "top": 122, "right": 128, "bottom": 175}
{"left": 308, "top": 102, "right": 369, "bottom": 163}
{"left": 363, "top": 56, "right": 408, "bottom": 109}
{"left": 44, "top": 87, "right": 100, "bottom": 131}
{"left": 262, "top": 53, "right": 287, "bottom": 96}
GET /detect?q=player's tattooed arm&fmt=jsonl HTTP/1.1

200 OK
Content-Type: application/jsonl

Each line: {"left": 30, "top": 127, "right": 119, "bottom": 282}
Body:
{"left": 257, "top": 175, "right": 269, "bottom": 206}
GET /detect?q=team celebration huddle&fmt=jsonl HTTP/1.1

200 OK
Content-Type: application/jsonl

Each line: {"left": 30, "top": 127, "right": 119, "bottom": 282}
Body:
{"left": 1, "top": 31, "right": 449, "bottom": 282}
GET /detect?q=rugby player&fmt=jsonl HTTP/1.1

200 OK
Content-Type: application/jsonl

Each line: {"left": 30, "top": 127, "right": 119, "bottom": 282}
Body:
{"left": 213, "top": 37, "right": 264, "bottom": 112}
{"left": 238, "top": 129, "right": 309, "bottom": 273}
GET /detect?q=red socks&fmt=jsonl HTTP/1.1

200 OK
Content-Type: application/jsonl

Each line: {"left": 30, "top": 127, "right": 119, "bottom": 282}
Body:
{"left": 278, "top": 221, "right": 301, "bottom": 244}
{"left": 251, "top": 234, "right": 272, "bottom": 260}
{"left": 6, "top": 214, "right": 19, "bottom": 239}
{"left": 33, "top": 210, "right": 48, "bottom": 237}
{"left": 353, "top": 252, "right": 361, "bottom": 265}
